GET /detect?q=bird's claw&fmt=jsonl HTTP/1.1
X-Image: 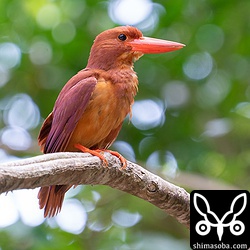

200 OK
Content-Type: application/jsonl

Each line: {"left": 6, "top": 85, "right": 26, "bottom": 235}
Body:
{"left": 97, "top": 149, "right": 127, "bottom": 169}
{"left": 74, "top": 144, "right": 108, "bottom": 166}
{"left": 74, "top": 144, "right": 127, "bottom": 168}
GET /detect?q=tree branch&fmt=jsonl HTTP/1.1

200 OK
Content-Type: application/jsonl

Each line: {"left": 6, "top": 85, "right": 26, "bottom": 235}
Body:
{"left": 0, "top": 152, "right": 190, "bottom": 228}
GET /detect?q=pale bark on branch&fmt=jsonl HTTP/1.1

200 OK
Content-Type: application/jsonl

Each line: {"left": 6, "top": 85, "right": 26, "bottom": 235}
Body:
{"left": 0, "top": 152, "right": 190, "bottom": 228}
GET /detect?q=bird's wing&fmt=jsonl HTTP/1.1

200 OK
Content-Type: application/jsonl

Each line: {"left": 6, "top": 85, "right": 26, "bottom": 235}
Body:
{"left": 38, "top": 72, "right": 97, "bottom": 153}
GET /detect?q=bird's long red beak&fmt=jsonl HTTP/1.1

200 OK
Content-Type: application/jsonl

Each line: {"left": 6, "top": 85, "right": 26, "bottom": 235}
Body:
{"left": 127, "top": 36, "right": 185, "bottom": 54}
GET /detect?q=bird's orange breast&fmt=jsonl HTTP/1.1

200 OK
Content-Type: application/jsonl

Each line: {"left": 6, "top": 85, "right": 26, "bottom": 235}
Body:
{"left": 66, "top": 77, "right": 136, "bottom": 151}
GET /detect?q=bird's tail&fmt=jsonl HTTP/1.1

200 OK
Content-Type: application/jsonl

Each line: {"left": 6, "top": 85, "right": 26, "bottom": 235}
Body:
{"left": 38, "top": 185, "right": 71, "bottom": 217}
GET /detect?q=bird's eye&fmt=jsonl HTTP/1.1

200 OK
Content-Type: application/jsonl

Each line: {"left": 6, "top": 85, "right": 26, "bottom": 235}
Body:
{"left": 118, "top": 34, "right": 127, "bottom": 41}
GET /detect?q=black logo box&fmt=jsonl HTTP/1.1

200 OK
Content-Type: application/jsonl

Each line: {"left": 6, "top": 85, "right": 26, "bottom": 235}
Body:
{"left": 190, "top": 190, "right": 249, "bottom": 249}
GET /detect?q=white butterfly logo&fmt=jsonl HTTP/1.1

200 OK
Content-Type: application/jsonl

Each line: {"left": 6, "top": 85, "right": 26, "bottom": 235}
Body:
{"left": 194, "top": 193, "right": 247, "bottom": 241}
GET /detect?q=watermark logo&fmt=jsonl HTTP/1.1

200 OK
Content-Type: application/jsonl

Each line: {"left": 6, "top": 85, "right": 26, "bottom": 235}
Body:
{"left": 190, "top": 190, "right": 249, "bottom": 250}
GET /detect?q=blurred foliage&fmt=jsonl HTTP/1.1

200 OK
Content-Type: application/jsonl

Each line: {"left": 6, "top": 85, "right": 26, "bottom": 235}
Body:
{"left": 0, "top": 0, "right": 250, "bottom": 249}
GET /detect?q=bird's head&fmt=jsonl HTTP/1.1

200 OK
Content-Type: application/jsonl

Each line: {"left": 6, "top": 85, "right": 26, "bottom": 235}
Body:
{"left": 87, "top": 26, "right": 184, "bottom": 71}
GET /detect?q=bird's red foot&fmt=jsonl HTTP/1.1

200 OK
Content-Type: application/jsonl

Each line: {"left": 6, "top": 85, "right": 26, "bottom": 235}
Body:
{"left": 74, "top": 144, "right": 108, "bottom": 166}
{"left": 96, "top": 149, "right": 127, "bottom": 169}
{"left": 74, "top": 144, "right": 127, "bottom": 169}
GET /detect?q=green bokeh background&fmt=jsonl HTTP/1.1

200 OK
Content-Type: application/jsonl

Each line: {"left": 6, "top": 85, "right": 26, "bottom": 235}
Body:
{"left": 0, "top": 0, "right": 249, "bottom": 249}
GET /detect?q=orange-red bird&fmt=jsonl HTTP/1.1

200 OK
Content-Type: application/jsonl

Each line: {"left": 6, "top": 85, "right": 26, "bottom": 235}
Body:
{"left": 38, "top": 26, "right": 184, "bottom": 217}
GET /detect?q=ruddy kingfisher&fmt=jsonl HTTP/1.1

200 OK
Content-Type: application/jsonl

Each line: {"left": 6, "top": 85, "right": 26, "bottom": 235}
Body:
{"left": 38, "top": 26, "right": 184, "bottom": 217}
